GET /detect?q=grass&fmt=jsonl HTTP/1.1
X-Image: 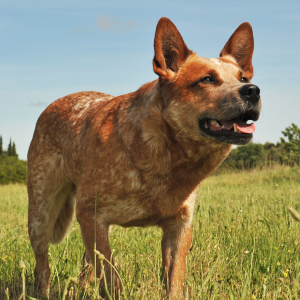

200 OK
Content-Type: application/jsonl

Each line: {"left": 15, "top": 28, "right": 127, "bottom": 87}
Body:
{"left": 1, "top": 166, "right": 300, "bottom": 299}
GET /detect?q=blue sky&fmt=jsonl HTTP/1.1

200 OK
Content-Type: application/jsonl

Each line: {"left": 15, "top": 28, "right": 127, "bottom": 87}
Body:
{"left": 1, "top": 0, "right": 300, "bottom": 159}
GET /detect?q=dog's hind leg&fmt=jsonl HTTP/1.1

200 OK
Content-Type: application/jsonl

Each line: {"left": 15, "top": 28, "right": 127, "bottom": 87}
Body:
{"left": 27, "top": 153, "right": 76, "bottom": 298}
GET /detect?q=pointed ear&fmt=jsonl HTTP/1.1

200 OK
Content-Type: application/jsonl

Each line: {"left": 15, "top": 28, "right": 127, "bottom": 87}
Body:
{"left": 220, "top": 22, "right": 254, "bottom": 76}
{"left": 153, "top": 17, "right": 192, "bottom": 80}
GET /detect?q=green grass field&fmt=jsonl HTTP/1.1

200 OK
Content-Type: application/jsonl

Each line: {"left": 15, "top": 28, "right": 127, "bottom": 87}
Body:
{"left": 1, "top": 166, "right": 300, "bottom": 299}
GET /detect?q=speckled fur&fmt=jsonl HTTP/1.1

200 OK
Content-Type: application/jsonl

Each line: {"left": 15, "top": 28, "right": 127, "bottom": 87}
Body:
{"left": 27, "top": 18, "right": 258, "bottom": 299}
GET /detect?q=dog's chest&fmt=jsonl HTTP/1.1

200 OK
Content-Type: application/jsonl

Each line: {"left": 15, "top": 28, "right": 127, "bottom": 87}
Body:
{"left": 96, "top": 161, "right": 207, "bottom": 227}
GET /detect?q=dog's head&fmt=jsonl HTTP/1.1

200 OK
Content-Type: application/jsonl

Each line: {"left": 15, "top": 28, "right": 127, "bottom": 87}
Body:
{"left": 153, "top": 17, "right": 261, "bottom": 145}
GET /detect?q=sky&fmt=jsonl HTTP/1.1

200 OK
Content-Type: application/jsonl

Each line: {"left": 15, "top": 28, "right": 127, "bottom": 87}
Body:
{"left": 1, "top": 0, "right": 300, "bottom": 160}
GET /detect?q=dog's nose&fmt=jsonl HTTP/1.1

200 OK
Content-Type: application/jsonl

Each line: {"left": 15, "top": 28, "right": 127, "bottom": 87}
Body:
{"left": 239, "top": 84, "right": 260, "bottom": 103}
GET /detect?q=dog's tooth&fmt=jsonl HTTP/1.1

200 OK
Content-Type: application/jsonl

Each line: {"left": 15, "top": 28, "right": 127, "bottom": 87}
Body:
{"left": 222, "top": 125, "right": 225, "bottom": 129}
{"left": 210, "top": 120, "right": 221, "bottom": 127}
{"left": 233, "top": 124, "right": 237, "bottom": 132}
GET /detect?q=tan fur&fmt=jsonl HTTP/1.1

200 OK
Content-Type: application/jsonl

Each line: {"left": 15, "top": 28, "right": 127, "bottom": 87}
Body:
{"left": 27, "top": 18, "right": 260, "bottom": 299}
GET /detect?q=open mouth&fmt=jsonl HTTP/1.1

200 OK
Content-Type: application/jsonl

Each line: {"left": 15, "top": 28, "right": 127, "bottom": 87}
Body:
{"left": 198, "top": 110, "right": 258, "bottom": 145}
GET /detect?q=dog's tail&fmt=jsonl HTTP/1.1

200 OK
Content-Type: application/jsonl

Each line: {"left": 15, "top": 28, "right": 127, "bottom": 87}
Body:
{"left": 50, "top": 193, "right": 75, "bottom": 244}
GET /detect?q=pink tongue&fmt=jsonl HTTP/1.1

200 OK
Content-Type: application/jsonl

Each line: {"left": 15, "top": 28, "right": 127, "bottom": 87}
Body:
{"left": 236, "top": 122, "right": 255, "bottom": 134}
{"left": 220, "top": 120, "right": 256, "bottom": 134}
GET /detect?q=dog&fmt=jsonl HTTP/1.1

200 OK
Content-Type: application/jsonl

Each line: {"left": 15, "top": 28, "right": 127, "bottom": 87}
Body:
{"left": 27, "top": 17, "right": 261, "bottom": 299}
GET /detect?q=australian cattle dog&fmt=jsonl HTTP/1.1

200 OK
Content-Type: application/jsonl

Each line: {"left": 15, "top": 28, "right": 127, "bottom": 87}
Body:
{"left": 27, "top": 17, "right": 261, "bottom": 299}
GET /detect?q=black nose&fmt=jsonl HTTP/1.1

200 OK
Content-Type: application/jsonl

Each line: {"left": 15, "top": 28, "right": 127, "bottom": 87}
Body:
{"left": 239, "top": 84, "right": 260, "bottom": 103}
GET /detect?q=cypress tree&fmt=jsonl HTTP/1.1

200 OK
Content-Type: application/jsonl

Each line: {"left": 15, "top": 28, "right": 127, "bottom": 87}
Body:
{"left": 0, "top": 135, "right": 2, "bottom": 155}
{"left": 7, "top": 139, "right": 12, "bottom": 156}
{"left": 12, "top": 141, "right": 17, "bottom": 157}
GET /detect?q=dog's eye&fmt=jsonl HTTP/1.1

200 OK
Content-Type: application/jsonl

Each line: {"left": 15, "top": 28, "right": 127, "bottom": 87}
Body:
{"left": 202, "top": 76, "right": 213, "bottom": 83}
{"left": 194, "top": 76, "right": 215, "bottom": 86}
{"left": 241, "top": 77, "right": 248, "bottom": 83}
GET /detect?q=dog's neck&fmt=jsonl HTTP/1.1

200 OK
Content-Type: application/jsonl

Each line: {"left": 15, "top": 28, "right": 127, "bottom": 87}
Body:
{"left": 119, "top": 80, "right": 231, "bottom": 179}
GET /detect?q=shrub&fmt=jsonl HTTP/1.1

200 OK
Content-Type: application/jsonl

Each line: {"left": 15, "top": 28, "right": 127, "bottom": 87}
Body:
{"left": 0, "top": 153, "right": 27, "bottom": 185}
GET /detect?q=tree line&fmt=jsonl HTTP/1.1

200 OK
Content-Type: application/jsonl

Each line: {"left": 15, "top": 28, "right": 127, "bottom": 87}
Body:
{"left": 0, "top": 136, "right": 27, "bottom": 184}
{"left": 0, "top": 136, "right": 18, "bottom": 157}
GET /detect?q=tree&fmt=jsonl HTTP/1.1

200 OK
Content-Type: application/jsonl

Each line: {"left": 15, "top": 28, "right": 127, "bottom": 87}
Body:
{"left": 12, "top": 142, "right": 17, "bottom": 157}
{"left": 234, "top": 143, "right": 265, "bottom": 169}
{"left": 0, "top": 152, "right": 27, "bottom": 184}
{"left": 6, "top": 139, "right": 18, "bottom": 157}
{"left": 280, "top": 123, "right": 300, "bottom": 166}
{"left": 263, "top": 142, "right": 283, "bottom": 166}
{"left": 7, "top": 139, "right": 12, "bottom": 156}
{"left": 221, "top": 142, "right": 265, "bottom": 171}
{"left": 281, "top": 123, "right": 300, "bottom": 151}
{"left": 0, "top": 135, "right": 2, "bottom": 155}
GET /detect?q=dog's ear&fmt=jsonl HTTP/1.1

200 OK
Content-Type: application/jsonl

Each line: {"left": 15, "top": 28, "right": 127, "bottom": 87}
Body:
{"left": 220, "top": 22, "right": 254, "bottom": 76}
{"left": 153, "top": 17, "right": 192, "bottom": 80}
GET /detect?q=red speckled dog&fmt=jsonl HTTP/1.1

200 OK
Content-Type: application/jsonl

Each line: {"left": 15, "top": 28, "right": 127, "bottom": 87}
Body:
{"left": 27, "top": 17, "right": 261, "bottom": 299}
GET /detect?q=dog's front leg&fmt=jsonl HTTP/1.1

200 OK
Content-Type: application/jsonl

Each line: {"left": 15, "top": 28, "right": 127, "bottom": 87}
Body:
{"left": 77, "top": 210, "right": 119, "bottom": 297}
{"left": 160, "top": 221, "right": 193, "bottom": 299}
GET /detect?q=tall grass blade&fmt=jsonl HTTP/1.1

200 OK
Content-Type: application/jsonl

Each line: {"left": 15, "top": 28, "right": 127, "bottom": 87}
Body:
{"left": 240, "top": 275, "right": 249, "bottom": 300}
{"left": 200, "top": 263, "right": 216, "bottom": 297}
{"left": 94, "top": 190, "right": 97, "bottom": 298}
{"left": 228, "top": 285, "right": 235, "bottom": 300}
